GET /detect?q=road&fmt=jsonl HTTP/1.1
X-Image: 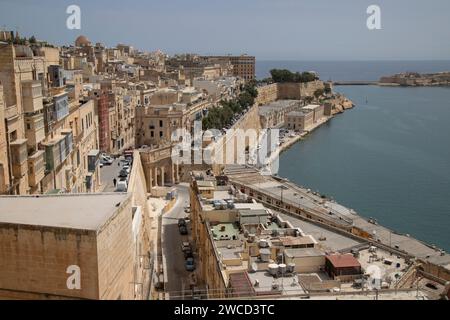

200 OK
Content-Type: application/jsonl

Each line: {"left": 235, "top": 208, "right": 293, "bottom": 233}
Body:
{"left": 161, "top": 183, "right": 193, "bottom": 299}
{"left": 99, "top": 158, "right": 124, "bottom": 192}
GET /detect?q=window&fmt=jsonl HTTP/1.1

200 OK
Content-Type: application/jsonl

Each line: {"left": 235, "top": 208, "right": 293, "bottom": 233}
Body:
{"left": 26, "top": 123, "right": 32, "bottom": 130}
{"left": 159, "top": 120, "right": 163, "bottom": 127}
{"left": 159, "top": 131, "right": 163, "bottom": 137}
{"left": 150, "top": 131, "right": 154, "bottom": 137}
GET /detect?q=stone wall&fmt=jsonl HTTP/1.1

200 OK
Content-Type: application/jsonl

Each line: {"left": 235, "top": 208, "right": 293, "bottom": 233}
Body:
{"left": 0, "top": 224, "right": 99, "bottom": 299}
{"left": 96, "top": 196, "right": 135, "bottom": 300}
{"left": 277, "top": 81, "right": 325, "bottom": 100}
{"left": 256, "top": 83, "right": 278, "bottom": 105}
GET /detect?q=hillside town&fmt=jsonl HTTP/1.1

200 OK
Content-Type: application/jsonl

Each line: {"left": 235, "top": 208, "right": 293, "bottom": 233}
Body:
{"left": 0, "top": 32, "right": 449, "bottom": 301}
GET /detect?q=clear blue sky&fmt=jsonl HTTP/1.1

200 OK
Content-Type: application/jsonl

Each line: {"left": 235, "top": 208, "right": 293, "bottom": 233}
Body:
{"left": 1, "top": 0, "right": 449, "bottom": 60}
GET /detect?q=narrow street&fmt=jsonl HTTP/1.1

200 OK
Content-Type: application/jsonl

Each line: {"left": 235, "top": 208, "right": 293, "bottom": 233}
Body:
{"left": 99, "top": 157, "right": 126, "bottom": 192}
{"left": 160, "top": 183, "right": 193, "bottom": 299}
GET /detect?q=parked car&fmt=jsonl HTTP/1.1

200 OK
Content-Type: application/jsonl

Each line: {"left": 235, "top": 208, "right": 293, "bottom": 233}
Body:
{"left": 184, "top": 207, "right": 191, "bottom": 213}
{"left": 184, "top": 249, "right": 193, "bottom": 259}
{"left": 185, "top": 257, "right": 195, "bottom": 271}
{"left": 119, "top": 169, "right": 128, "bottom": 178}
{"left": 181, "top": 241, "right": 192, "bottom": 252}
{"left": 101, "top": 155, "right": 114, "bottom": 165}
{"left": 179, "top": 225, "right": 188, "bottom": 235}
{"left": 122, "top": 165, "right": 131, "bottom": 174}
{"left": 115, "top": 180, "right": 127, "bottom": 192}
{"left": 178, "top": 218, "right": 186, "bottom": 227}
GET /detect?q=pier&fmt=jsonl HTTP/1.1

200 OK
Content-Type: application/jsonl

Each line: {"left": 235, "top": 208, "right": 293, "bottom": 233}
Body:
{"left": 333, "top": 81, "right": 379, "bottom": 85}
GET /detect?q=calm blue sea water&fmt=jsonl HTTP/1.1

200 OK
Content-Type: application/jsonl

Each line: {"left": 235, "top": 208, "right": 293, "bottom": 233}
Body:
{"left": 256, "top": 60, "right": 450, "bottom": 81}
{"left": 276, "top": 85, "right": 450, "bottom": 251}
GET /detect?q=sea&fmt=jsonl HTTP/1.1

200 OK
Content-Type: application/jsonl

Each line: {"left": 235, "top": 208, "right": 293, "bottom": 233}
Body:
{"left": 257, "top": 60, "right": 450, "bottom": 251}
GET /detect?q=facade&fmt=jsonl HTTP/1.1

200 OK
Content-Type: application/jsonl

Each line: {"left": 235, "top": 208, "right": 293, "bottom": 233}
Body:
{"left": 259, "top": 100, "right": 303, "bottom": 128}
{"left": 0, "top": 193, "right": 149, "bottom": 300}
{"left": 285, "top": 110, "right": 314, "bottom": 131}
{"left": 0, "top": 84, "right": 9, "bottom": 193}
{"left": 201, "top": 55, "right": 255, "bottom": 81}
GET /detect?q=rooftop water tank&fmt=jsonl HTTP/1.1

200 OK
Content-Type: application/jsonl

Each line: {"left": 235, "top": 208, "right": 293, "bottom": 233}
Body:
{"left": 260, "top": 248, "right": 271, "bottom": 262}
{"left": 259, "top": 239, "right": 269, "bottom": 248}
{"left": 287, "top": 263, "right": 296, "bottom": 273}
{"left": 268, "top": 263, "right": 279, "bottom": 276}
{"left": 279, "top": 264, "right": 287, "bottom": 274}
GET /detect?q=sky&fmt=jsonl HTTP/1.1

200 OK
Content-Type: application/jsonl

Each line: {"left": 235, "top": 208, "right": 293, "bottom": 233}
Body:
{"left": 1, "top": 0, "right": 449, "bottom": 60}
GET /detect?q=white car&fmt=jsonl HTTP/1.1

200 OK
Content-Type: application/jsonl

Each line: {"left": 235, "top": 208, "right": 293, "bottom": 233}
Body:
{"left": 101, "top": 155, "right": 114, "bottom": 165}
{"left": 122, "top": 165, "right": 131, "bottom": 174}
{"left": 116, "top": 179, "right": 127, "bottom": 192}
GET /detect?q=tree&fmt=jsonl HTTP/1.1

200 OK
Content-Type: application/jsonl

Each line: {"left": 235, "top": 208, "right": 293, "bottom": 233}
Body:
{"left": 314, "top": 89, "right": 324, "bottom": 99}
{"left": 29, "top": 36, "right": 37, "bottom": 44}
{"left": 269, "top": 69, "right": 319, "bottom": 83}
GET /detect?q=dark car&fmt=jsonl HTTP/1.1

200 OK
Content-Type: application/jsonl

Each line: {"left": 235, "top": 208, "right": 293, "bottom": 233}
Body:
{"left": 184, "top": 248, "right": 194, "bottom": 259}
{"left": 185, "top": 257, "right": 195, "bottom": 271}
{"left": 179, "top": 225, "right": 188, "bottom": 235}
{"left": 118, "top": 169, "right": 128, "bottom": 178}
{"left": 178, "top": 218, "right": 186, "bottom": 227}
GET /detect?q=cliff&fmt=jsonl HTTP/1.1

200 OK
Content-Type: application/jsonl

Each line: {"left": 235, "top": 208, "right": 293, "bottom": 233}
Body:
{"left": 326, "top": 94, "right": 354, "bottom": 115}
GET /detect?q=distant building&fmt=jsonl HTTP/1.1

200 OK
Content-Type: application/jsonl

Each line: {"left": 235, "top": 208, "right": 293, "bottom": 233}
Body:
{"left": 285, "top": 110, "right": 313, "bottom": 131}
{"left": 201, "top": 55, "right": 255, "bottom": 82}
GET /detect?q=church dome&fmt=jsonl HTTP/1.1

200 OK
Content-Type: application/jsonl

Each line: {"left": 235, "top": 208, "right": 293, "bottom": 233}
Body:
{"left": 75, "top": 35, "right": 91, "bottom": 47}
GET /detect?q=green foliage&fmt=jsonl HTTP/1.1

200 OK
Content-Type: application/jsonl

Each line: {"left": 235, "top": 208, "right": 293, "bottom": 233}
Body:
{"left": 269, "top": 69, "right": 318, "bottom": 83}
{"left": 202, "top": 82, "right": 258, "bottom": 130}
{"left": 314, "top": 88, "right": 324, "bottom": 98}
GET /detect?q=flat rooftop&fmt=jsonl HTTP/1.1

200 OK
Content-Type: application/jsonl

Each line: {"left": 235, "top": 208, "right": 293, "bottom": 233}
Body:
{"left": 0, "top": 193, "right": 130, "bottom": 231}
{"left": 211, "top": 223, "right": 239, "bottom": 241}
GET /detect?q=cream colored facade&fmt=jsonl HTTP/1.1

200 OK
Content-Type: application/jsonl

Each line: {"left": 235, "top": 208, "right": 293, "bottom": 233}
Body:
{"left": 0, "top": 84, "right": 9, "bottom": 193}
{"left": 0, "top": 44, "right": 46, "bottom": 194}
{"left": 0, "top": 193, "right": 149, "bottom": 300}
{"left": 285, "top": 110, "right": 314, "bottom": 131}
{"left": 40, "top": 99, "right": 100, "bottom": 194}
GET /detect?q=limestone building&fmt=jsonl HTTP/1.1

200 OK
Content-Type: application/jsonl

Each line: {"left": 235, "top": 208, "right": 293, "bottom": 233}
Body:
{"left": 0, "top": 193, "right": 150, "bottom": 300}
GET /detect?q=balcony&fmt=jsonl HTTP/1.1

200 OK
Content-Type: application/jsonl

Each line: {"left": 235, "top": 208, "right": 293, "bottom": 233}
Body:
{"left": 4, "top": 105, "right": 18, "bottom": 120}
{"left": 43, "top": 132, "right": 73, "bottom": 171}
{"left": 28, "top": 150, "right": 45, "bottom": 187}
{"left": 22, "top": 80, "right": 44, "bottom": 113}
{"left": 10, "top": 139, "right": 28, "bottom": 178}
{"left": 87, "top": 149, "right": 100, "bottom": 173}
{"left": 25, "top": 113, "right": 45, "bottom": 149}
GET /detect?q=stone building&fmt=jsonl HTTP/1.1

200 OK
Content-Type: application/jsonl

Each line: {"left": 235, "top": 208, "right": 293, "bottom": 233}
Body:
{"left": 0, "top": 84, "right": 9, "bottom": 193}
{"left": 285, "top": 110, "right": 314, "bottom": 131}
{"left": 200, "top": 55, "right": 255, "bottom": 81}
{"left": 0, "top": 193, "right": 150, "bottom": 300}
{"left": 0, "top": 43, "right": 46, "bottom": 194}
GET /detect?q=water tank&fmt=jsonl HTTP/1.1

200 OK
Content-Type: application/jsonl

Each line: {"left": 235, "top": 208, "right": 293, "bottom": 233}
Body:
{"left": 287, "top": 263, "right": 296, "bottom": 273}
{"left": 279, "top": 264, "right": 287, "bottom": 274}
{"left": 268, "top": 264, "right": 279, "bottom": 276}
{"left": 259, "top": 239, "right": 269, "bottom": 248}
{"left": 260, "top": 248, "right": 271, "bottom": 262}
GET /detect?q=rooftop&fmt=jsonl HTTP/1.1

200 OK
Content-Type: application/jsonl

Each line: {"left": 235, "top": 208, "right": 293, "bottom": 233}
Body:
{"left": 326, "top": 254, "right": 361, "bottom": 268}
{"left": 0, "top": 193, "right": 130, "bottom": 231}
